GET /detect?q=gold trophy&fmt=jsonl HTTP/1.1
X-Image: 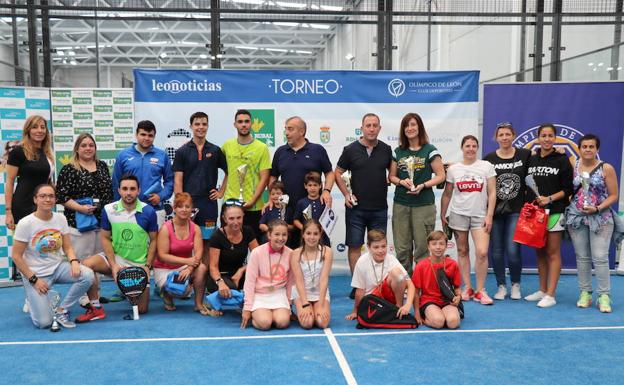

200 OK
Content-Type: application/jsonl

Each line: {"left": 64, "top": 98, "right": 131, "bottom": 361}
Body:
{"left": 404, "top": 156, "right": 417, "bottom": 192}
{"left": 341, "top": 170, "right": 358, "bottom": 206}
{"left": 236, "top": 164, "right": 248, "bottom": 203}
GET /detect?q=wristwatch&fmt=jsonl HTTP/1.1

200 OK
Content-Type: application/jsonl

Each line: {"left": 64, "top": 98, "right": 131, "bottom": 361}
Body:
{"left": 28, "top": 274, "right": 38, "bottom": 284}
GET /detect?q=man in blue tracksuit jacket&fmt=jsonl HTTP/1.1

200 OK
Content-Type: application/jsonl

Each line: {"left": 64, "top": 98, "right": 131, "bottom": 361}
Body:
{"left": 112, "top": 120, "right": 173, "bottom": 228}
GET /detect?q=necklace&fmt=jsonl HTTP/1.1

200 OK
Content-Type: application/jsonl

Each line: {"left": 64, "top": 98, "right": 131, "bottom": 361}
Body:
{"left": 370, "top": 256, "right": 385, "bottom": 289}
{"left": 267, "top": 245, "right": 284, "bottom": 291}
{"left": 303, "top": 246, "right": 320, "bottom": 289}
{"left": 224, "top": 227, "right": 241, "bottom": 250}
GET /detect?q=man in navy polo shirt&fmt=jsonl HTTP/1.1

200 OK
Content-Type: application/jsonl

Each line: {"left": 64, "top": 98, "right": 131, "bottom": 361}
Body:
{"left": 335, "top": 113, "right": 392, "bottom": 298}
{"left": 268, "top": 116, "right": 335, "bottom": 248}
{"left": 173, "top": 111, "right": 227, "bottom": 260}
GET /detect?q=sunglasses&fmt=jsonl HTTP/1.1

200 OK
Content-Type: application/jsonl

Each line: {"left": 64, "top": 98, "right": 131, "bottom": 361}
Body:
{"left": 496, "top": 122, "right": 513, "bottom": 129}
{"left": 224, "top": 200, "right": 243, "bottom": 207}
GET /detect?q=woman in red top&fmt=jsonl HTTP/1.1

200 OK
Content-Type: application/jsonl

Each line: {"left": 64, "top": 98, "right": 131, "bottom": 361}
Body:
{"left": 412, "top": 231, "right": 462, "bottom": 329}
{"left": 155, "top": 193, "right": 213, "bottom": 315}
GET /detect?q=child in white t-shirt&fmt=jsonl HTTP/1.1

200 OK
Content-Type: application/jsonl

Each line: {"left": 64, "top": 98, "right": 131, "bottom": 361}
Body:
{"left": 345, "top": 229, "right": 415, "bottom": 321}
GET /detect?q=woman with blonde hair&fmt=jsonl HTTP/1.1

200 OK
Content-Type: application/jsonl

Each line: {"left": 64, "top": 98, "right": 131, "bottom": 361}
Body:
{"left": 5, "top": 115, "right": 54, "bottom": 231}
{"left": 56, "top": 133, "right": 113, "bottom": 259}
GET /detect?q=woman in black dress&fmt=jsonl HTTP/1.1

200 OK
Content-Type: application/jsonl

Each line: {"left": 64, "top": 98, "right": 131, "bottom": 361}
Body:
{"left": 5, "top": 115, "right": 54, "bottom": 230}
{"left": 56, "top": 133, "right": 113, "bottom": 259}
{"left": 208, "top": 201, "right": 259, "bottom": 300}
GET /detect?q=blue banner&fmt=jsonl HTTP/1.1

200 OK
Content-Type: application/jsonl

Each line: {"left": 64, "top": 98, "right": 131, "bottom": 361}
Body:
{"left": 134, "top": 69, "right": 479, "bottom": 104}
{"left": 483, "top": 82, "right": 624, "bottom": 269}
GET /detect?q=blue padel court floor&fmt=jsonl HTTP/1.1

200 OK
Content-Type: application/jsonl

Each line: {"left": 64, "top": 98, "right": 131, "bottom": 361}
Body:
{"left": 2, "top": 273, "right": 624, "bottom": 385}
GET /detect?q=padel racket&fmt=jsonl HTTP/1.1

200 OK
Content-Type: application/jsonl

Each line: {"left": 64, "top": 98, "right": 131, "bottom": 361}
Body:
{"left": 116, "top": 266, "right": 148, "bottom": 320}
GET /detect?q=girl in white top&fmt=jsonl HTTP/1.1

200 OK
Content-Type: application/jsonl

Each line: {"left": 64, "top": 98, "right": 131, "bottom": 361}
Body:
{"left": 291, "top": 219, "right": 333, "bottom": 329}
{"left": 441, "top": 135, "right": 497, "bottom": 305}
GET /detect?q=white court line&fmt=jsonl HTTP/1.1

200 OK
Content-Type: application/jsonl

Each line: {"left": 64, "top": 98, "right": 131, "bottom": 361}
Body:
{"left": 2, "top": 325, "right": 624, "bottom": 346}
{"left": 324, "top": 328, "right": 358, "bottom": 385}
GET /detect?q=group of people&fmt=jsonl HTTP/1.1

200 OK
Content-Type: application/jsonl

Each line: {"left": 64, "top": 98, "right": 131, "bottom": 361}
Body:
{"left": 5, "top": 110, "right": 621, "bottom": 331}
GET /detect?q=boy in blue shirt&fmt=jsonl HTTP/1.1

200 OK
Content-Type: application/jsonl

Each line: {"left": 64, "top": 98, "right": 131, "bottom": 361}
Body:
{"left": 293, "top": 172, "right": 330, "bottom": 246}
{"left": 259, "top": 181, "right": 292, "bottom": 243}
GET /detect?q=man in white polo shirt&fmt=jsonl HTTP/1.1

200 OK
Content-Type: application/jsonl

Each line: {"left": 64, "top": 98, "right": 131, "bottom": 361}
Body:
{"left": 76, "top": 174, "right": 158, "bottom": 322}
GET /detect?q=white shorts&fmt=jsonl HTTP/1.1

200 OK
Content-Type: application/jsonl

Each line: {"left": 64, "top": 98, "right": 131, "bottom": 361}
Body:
{"left": 153, "top": 266, "right": 187, "bottom": 289}
{"left": 448, "top": 212, "right": 485, "bottom": 231}
{"left": 97, "top": 253, "right": 145, "bottom": 268}
{"left": 69, "top": 227, "right": 104, "bottom": 260}
{"left": 156, "top": 209, "right": 166, "bottom": 229}
{"left": 291, "top": 286, "right": 330, "bottom": 303}
{"left": 251, "top": 288, "right": 290, "bottom": 312}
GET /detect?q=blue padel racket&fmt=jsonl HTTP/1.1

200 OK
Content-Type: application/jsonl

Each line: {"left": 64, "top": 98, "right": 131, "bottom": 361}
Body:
{"left": 116, "top": 266, "right": 148, "bottom": 320}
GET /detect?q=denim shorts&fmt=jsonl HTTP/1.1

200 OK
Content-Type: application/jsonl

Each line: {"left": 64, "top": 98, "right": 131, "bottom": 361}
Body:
{"left": 345, "top": 207, "right": 388, "bottom": 247}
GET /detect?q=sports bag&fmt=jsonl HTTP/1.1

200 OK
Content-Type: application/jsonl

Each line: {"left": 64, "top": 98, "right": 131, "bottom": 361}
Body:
{"left": 356, "top": 294, "right": 418, "bottom": 329}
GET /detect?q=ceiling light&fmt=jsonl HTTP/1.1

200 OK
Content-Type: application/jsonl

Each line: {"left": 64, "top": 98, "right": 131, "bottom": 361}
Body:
{"left": 199, "top": 54, "right": 208, "bottom": 59}
{"left": 68, "top": 51, "right": 75, "bottom": 56}
{"left": 159, "top": 52, "right": 167, "bottom": 58}
{"left": 57, "top": 50, "right": 65, "bottom": 56}
{"left": 70, "top": 60, "right": 77, "bottom": 65}
{"left": 345, "top": 53, "right": 355, "bottom": 61}
{"left": 201, "top": 65, "right": 208, "bottom": 69}
{"left": 191, "top": 65, "right": 198, "bottom": 70}
{"left": 235, "top": 45, "right": 258, "bottom": 50}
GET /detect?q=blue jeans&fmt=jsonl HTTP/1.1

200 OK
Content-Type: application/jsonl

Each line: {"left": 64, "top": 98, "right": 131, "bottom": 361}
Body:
{"left": 490, "top": 213, "right": 522, "bottom": 285}
{"left": 569, "top": 222, "right": 613, "bottom": 295}
{"left": 22, "top": 262, "right": 94, "bottom": 328}
{"left": 345, "top": 207, "right": 388, "bottom": 247}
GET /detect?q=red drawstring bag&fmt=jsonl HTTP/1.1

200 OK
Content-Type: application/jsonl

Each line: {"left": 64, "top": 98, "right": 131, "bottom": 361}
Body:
{"left": 513, "top": 202, "right": 548, "bottom": 249}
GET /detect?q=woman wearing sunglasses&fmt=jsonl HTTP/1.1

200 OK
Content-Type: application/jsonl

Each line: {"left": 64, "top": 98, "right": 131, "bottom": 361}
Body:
{"left": 208, "top": 200, "right": 259, "bottom": 314}
{"left": 483, "top": 123, "right": 532, "bottom": 300}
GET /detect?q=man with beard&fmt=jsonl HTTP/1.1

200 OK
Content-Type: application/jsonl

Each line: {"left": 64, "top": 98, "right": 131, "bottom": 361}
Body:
{"left": 221, "top": 109, "right": 271, "bottom": 239}
{"left": 76, "top": 174, "right": 158, "bottom": 321}
{"left": 268, "top": 116, "right": 335, "bottom": 248}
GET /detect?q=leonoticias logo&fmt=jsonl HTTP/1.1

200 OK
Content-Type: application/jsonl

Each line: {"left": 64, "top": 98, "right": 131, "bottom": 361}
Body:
{"left": 513, "top": 124, "right": 588, "bottom": 163}
{"left": 151, "top": 79, "right": 222, "bottom": 93}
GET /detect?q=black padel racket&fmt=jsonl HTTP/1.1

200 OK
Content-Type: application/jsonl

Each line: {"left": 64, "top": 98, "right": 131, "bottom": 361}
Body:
{"left": 116, "top": 266, "right": 148, "bottom": 320}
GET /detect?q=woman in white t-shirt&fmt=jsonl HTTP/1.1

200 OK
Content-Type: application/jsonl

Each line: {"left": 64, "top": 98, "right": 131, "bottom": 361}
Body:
{"left": 11, "top": 184, "right": 94, "bottom": 329}
{"left": 441, "top": 135, "right": 497, "bottom": 305}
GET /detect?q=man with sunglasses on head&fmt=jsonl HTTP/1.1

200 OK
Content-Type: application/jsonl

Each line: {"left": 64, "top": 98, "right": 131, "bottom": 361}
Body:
{"left": 221, "top": 109, "right": 271, "bottom": 240}
{"left": 173, "top": 112, "right": 228, "bottom": 261}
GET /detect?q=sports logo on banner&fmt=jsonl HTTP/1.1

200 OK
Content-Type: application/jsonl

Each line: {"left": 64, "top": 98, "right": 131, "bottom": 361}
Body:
{"left": 514, "top": 124, "right": 587, "bottom": 163}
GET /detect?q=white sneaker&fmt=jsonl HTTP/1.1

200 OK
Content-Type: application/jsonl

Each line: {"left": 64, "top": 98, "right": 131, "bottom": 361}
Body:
{"left": 22, "top": 298, "right": 30, "bottom": 313}
{"left": 524, "top": 290, "right": 545, "bottom": 301}
{"left": 510, "top": 283, "right": 521, "bottom": 300}
{"left": 537, "top": 295, "right": 557, "bottom": 308}
{"left": 494, "top": 285, "right": 507, "bottom": 300}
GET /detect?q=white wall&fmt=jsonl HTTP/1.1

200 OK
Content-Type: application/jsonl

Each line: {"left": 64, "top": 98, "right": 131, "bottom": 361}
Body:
{"left": 52, "top": 65, "right": 133, "bottom": 88}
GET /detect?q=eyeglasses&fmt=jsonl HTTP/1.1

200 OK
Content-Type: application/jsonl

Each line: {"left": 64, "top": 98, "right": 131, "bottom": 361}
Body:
{"left": 496, "top": 122, "right": 513, "bottom": 129}
{"left": 36, "top": 194, "right": 56, "bottom": 200}
{"left": 224, "top": 200, "right": 243, "bottom": 207}
{"left": 236, "top": 119, "right": 251, "bottom": 124}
